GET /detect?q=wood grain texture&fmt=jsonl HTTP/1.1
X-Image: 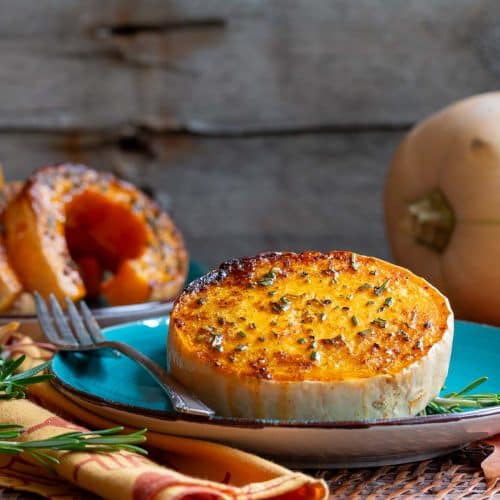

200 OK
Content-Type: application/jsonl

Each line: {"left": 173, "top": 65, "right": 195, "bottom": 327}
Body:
{"left": 0, "top": 0, "right": 496, "bottom": 267}
{"left": 0, "top": 0, "right": 498, "bottom": 131}
{"left": 0, "top": 131, "right": 397, "bottom": 267}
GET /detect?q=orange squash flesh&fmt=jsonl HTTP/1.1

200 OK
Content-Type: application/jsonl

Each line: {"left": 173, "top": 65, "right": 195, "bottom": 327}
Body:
{"left": 0, "top": 239, "right": 22, "bottom": 311}
{"left": 0, "top": 182, "right": 24, "bottom": 311}
{"left": 101, "top": 260, "right": 152, "bottom": 305}
{"left": 65, "top": 190, "right": 149, "bottom": 264}
{"left": 75, "top": 256, "right": 102, "bottom": 299}
{"left": 4, "top": 164, "right": 188, "bottom": 305}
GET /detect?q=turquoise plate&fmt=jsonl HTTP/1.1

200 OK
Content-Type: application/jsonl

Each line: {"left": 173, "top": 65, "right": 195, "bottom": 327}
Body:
{"left": 51, "top": 319, "right": 500, "bottom": 467}
{"left": 52, "top": 318, "right": 500, "bottom": 416}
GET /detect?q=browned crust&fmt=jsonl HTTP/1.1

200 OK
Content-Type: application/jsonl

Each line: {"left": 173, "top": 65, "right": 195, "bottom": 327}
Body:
{"left": 183, "top": 251, "right": 355, "bottom": 295}
{"left": 171, "top": 251, "right": 451, "bottom": 382}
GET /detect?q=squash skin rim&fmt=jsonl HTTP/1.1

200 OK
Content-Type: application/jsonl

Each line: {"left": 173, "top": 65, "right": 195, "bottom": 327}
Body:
{"left": 168, "top": 251, "right": 454, "bottom": 420}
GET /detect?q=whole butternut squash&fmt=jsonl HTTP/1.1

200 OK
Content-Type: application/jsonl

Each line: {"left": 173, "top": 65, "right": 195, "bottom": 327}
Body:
{"left": 385, "top": 92, "right": 500, "bottom": 324}
{"left": 4, "top": 164, "right": 188, "bottom": 305}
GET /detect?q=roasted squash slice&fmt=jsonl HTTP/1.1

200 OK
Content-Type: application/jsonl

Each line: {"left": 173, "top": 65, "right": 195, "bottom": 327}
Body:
{"left": 0, "top": 182, "right": 23, "bottom": 311}
{"left": 4, "top": 164, "right": 188, "bottom": 305}
{"left": 169, "top": 251, "right": 453, "bottom": 421}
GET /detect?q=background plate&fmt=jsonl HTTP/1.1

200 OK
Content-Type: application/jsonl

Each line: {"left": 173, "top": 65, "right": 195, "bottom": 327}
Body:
{"left": 0, "top": 260, "right": 205, "bottom": 340}
{"left": 51, "top": 318, "right": 500, "bottom": 467}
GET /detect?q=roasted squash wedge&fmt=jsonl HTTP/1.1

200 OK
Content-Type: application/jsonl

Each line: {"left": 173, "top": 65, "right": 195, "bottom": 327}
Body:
{"left": 169, "top": 251, "right": 453, "bottom": 420}
{"left": 4, "top": 164, "right": 188, "bottom": 305}
{"left": 0, "top": 182, "right": 23, "bottom": 311}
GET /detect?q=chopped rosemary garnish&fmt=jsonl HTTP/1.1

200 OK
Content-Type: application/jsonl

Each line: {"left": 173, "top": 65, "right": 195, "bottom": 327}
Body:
{"left": 371, "top": 318, "right": 387, "bottom": 328}
{"left": 297, "top": 337, "right": 306, "bottom": 344}
{"left": 351, "top": 315, "right": 359, "bottom": 326}
{"left": 374, "top": 279, "right": 390, "bottom": 296}
{"left": 310, "top": 351, "right": 320, "bottom": 362}
{"left": 280, "top": 296, "right": 291, "bottom": 307}
{"left": 259, "top": 276, "right": 275, "bottom": 287}
{"left": 358, "top": 283, "right": 372, "bottom": 291}
{"left": 398, "top": 329, "right": 410, "bottom": 341}
{"left": 383, "top": 297, "right": 394, "bottom": 308}
{"left": 272, "top": 297, "right": 291, "bottom": 313}
{"left": 237, "top": 331, "right": 247, "bottom": 338}
{"left": 235, "top": 344, "right": 247, "bottom": 352}
{"left": 210, "top": 333, "right": 224, "bottom": 348}
{"left": 0, "top": 425, "right": 147, "bottom": 466}
{"left": 258, "top": 270, "right": 277, "bottom": 287}
{"left": 357, "top": 328, "right": 373, "bottom": 337}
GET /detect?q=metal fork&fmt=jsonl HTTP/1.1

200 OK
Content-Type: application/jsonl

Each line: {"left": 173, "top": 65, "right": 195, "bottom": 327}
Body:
{"left": 34, "top": 292, "right": 214, "bottom": 418}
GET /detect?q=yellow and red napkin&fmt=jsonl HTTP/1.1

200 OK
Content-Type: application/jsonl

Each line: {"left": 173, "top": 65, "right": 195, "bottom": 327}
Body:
{"left": 0, "top": 325, "right": 328, "bottom": 499}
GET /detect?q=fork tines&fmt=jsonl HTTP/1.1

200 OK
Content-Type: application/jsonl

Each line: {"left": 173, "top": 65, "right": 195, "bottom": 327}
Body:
{"left": 34, "top": 293, "right": 103, "bottom": 347}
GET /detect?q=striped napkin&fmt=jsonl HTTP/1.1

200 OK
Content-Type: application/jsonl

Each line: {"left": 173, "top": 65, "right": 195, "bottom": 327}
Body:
{"left": 0, "top": 325, "right": 328, "bottom": 499}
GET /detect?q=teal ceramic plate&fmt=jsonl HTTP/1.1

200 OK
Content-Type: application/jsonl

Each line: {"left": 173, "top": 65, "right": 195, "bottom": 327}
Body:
{"left": 51, "top": 319, "right": 500, "bottom": 467}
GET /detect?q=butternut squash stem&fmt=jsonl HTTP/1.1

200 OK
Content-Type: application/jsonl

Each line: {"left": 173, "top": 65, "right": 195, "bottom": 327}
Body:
{"left": 407, "top": 189, "right": 455, "bottom": 253}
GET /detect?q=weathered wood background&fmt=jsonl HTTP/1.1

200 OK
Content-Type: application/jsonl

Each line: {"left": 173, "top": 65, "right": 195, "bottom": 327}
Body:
{"left": 1, "top": 0, "right": 499, "bottom": 267}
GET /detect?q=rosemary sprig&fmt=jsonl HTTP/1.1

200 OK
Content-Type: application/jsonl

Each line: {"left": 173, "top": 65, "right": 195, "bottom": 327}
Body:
{"left": 423, "top": 376, "right": 500, "bottom": 415}
{"left": 0, "top": 425, "right": 147, "bottom": 465}
{"left": 0, "top": 355, "right": 148, "bottom": 465}
{"left": 0, "top": 355, "right": 53, "bottom": 399}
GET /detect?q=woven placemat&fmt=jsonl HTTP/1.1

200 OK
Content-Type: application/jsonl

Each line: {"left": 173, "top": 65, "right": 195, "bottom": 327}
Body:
{"left": 0, "top": 444, "right": 498, "bottom": 498}
{"left": 309, "top": 443, "right": 500, "bottom": 498}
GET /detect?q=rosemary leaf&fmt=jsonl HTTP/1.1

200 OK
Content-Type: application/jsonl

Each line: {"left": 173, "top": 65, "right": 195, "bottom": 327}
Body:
{"left": 424, "top": 376, "right": 500, "bottom": 415}
{"left": 0, "top": 356, "right": 53, "bottom": 400}
{"left": 0, "top": 426, "right": 148, "bottom": 465}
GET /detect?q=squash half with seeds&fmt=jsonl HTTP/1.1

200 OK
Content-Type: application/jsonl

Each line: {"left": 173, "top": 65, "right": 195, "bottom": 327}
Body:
{"left": 4, "top": 164, "right": 188, "bottom": 306}
{"left": 168, "top": 251, "right": 453, "bottom": 421}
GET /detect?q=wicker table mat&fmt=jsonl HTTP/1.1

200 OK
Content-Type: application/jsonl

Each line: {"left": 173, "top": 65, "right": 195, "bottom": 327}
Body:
{"left": 0, "top": 443, "right": 498, "bottom": 499}
{"left": 310, "top": 443, "right": 499, "bottom": 498}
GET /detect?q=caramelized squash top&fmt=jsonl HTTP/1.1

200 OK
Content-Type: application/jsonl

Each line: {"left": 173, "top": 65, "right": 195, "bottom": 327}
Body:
{"left": 171, "top": 251, "right": 451, "bottom": 382}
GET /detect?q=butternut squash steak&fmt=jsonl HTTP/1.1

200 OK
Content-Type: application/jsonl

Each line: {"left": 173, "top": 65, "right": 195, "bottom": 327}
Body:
{"left": 169, "top": 251, "right": 453, "bottom": 421}
{"left": 4, "top": 164, "right": 188, "bottom": 305}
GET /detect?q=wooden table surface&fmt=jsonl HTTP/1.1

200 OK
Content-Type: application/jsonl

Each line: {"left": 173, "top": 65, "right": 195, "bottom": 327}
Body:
{"left": 1, "top": 0, "right": 499, "bottom": 268}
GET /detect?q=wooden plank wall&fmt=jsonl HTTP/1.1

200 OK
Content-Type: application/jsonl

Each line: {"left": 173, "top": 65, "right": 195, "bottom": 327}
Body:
{"left": 1, "top": 0, "right": 499, "bottom": 266}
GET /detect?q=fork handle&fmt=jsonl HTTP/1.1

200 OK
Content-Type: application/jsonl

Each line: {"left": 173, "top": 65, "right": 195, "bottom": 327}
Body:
{"left": 97, "top": 340, "right": 215, "bottom": 418}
